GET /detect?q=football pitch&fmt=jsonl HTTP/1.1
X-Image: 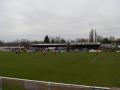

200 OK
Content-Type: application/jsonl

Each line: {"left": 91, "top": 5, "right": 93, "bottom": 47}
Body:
{"left": 0, "top": 52, "right": 120, "bottom": 88}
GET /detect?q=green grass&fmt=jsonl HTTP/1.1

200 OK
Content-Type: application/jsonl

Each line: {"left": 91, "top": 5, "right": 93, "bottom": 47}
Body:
{"left": 0, "top": 52, "right": 120, "bottom": 88}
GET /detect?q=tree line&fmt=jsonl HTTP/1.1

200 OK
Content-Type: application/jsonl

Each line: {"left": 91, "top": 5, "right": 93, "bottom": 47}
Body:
{"left": 0, "top": 34, "right": 120, "bottom": 48}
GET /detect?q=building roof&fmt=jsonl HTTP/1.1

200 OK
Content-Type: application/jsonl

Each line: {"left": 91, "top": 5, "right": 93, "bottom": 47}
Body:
{"left": 0, "top": 46, "right": 24, "bottom": 49}
{"left": 31, "top": 42, "right": 101, "bottom": 46}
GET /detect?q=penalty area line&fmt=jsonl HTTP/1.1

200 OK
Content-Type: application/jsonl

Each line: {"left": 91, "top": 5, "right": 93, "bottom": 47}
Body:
{"left": 91, "top": 56, "right": 98, "bottom": 63}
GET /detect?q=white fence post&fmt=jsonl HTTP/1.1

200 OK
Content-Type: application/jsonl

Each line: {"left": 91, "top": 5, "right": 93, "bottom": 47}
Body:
{"left": 48, "top": 82, "right": 51, "bottom": 90}
{"left": 0, "top": 77, "right": 2, "bottom": 90}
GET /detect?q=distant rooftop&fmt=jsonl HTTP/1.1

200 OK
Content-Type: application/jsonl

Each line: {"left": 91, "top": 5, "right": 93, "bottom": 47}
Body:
{"left": 31, "top": 42, "right": 101, "bottom": 46}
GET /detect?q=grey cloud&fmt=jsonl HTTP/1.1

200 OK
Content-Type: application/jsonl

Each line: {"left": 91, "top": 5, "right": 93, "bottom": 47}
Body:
{"left": 0, "top": 0, "right": 120, "bottom": 41}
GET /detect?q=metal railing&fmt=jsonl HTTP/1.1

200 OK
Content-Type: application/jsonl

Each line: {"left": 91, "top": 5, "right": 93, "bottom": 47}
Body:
{"left": 0, "top": 76, "right": 112, "bottom": 90}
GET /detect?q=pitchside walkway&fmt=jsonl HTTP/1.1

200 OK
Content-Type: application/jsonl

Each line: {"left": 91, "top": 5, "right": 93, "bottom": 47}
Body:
{"left": 0, "top": 76, "right": 117, "bottom": 90}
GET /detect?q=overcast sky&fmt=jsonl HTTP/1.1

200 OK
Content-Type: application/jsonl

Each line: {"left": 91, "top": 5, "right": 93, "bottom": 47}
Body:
{"left": 0, "top": 0, "right": 120, "bottom": 41}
